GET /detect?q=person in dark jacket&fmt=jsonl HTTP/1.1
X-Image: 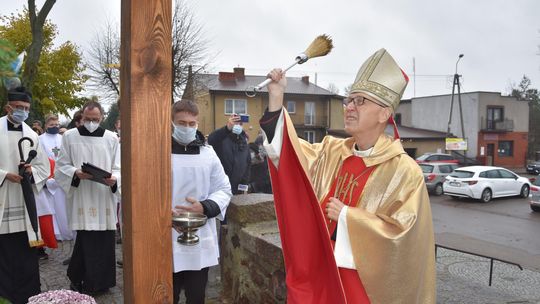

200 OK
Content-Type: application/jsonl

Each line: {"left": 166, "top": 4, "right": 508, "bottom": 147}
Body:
{"left": 248, "top": 133, "right": 272, "bottom": 194}
{"left": 208, "top": 114, "right": 251, "bottom": 195}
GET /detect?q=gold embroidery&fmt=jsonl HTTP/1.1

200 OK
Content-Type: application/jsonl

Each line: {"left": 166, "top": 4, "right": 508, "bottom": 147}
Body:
{"left": 89, "top": 207, "right": 97, "bottom": 217}
{"left": 106, "top": 208, "right": 110, "bottom": 216}
{"left": 78, "top": 208, "right": 84, "bottom": 216}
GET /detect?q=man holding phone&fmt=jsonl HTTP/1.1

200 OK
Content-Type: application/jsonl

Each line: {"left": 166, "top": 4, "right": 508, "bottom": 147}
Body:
{"left": 208, "top": 113, "right": 251, "bottom": 195}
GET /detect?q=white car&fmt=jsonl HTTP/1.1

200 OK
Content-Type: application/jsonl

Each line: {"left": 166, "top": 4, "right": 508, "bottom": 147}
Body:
{"left": 443, "top": 166, "right": 531, "bottom": 203}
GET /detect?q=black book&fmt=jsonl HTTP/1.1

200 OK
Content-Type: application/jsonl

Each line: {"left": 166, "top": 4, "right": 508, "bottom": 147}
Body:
{"left": 81, "top": 162, "right": 112, "bottom": 186}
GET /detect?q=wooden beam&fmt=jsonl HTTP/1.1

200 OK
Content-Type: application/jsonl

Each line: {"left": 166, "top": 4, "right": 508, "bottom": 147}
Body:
{"left": 120, "top": 0, "right": 173, "bottom": 302}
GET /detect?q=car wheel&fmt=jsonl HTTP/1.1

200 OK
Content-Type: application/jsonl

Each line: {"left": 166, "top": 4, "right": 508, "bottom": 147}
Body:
{"left": 480, "top": 188, "right": 492, "bottom": 203}
{"left": 532, "top": 205, "right": 540, "bottom": 212}
{"left": 520, "top": 185, "right": 530, "bottom": 198}
{"left": 434, "top": 183, "right": 443, "bottom": 196}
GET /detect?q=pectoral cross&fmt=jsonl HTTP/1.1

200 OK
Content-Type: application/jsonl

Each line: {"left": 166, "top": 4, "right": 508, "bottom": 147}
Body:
{"left": 52, "top": 146, "right": 60, "bottom": 157}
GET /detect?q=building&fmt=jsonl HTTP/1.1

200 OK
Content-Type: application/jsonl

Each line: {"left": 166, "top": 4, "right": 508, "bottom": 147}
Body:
{"left": 395, "top": 92, "right": 529, "bottom": 167}
{"left": 185, "top": 67, "right": 343, "bottom": 143}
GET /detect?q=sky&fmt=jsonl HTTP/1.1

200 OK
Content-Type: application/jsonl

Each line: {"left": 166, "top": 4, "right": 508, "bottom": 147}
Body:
{"left": 2, "top": 0, "right": 540, "bottom": 99}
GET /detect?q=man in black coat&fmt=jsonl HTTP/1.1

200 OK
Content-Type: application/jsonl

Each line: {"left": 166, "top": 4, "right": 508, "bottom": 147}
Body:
{"left": 208, "top": 114, "right": 251, "bottom": 195}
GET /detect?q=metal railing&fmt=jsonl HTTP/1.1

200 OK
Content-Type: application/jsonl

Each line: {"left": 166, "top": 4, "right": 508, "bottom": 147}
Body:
{"left": 481, "top": 118, "right": 514, "bottom": 132}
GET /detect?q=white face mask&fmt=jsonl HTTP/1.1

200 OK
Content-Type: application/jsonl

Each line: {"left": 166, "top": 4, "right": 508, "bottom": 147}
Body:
{"left": 173, "top": 125, "right": 197, "bottom": 145}
{"left": 84, "top": 121, "right": 99, "bottom": 133}
{"left": 232, "top": 124, "right": 243, "bottom": 135}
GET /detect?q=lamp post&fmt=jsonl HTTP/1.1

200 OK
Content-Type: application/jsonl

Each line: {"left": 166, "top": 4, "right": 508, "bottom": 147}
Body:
{"left": 447, "top": 54, "right": 467, "bottom": 162}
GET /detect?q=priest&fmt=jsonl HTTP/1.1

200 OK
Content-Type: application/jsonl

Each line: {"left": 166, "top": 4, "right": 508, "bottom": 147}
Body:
{"left": 260, "top": 49, "right": 436, "bottom": 303}
{"left": 0, "top": 87, "right": 50, "bottom": 304}
{"left": 55, "top": 100, "right": 120, "bottom": 294}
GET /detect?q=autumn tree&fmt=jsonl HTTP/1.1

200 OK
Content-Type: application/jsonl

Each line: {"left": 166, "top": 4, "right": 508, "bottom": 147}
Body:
{"left": 86, "top": 0, "right": 209, "bottom": 103}
{"left": 0, "top": 6, "right": 87, "bottom": 117}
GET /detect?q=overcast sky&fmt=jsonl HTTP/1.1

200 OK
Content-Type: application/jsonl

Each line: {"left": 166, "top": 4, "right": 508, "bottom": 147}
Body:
{"left": 2, "top": 0, "right": 540, "bottom": 99}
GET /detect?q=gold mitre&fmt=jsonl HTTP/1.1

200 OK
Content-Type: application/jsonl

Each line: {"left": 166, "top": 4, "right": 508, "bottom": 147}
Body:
{"left": 349, "top": 48, "right": 409, "bottom": 111}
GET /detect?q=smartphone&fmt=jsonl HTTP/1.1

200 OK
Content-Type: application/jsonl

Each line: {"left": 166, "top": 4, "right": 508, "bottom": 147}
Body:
{"left": 240, "top": 114, "right": 250, "bottom": 123}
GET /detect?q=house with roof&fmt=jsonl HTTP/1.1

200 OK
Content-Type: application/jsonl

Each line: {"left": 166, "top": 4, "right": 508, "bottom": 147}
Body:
{"left": 184, "top": 67, "right": 343, "bottom": 143}
{"left": 395, "top": 92, "right": 529, "bottom": 167}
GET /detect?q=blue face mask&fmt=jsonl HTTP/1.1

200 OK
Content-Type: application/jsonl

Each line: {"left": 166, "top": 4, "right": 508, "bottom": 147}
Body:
{"left": 232, "top": 124, "right": 243, "bottom": 135}
{"left": 46, "top": 126, "right": 60, "bottom": 134}
{"left": 11, "top": 108, "right": 29, "bottom": 124}
{"left": 173, "top": 125, "right": 197, "bottom": 145}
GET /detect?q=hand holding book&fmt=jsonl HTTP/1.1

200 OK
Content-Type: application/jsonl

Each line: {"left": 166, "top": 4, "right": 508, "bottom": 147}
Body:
{"left": 81, "top": 162, "right": 114, "bottom": 186}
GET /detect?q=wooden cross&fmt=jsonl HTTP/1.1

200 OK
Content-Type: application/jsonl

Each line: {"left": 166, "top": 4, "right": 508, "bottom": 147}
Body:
{"left": 120, "top": 0, "right": 173, "bottom": 302}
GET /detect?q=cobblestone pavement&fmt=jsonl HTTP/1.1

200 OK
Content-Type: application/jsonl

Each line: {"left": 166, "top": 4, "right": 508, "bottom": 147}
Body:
{"left": 39, "top": 242, "right": 540, "bottom": 303}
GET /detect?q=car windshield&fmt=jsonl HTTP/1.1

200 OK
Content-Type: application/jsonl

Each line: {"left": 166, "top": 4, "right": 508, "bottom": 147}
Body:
{"left": 534, "top": 177, "right": 540, "bottom": 186}
{"left": 416, "top": 154, "right": 431, "bottom": 161}
{"left": 449, "top": 170, "right": 474, "bottom": 178}
{"left": 419, "top": 164, "right": 434, "bottom": 173}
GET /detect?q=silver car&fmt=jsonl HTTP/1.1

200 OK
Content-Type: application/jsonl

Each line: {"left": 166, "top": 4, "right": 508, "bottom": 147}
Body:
{"left": 419, "top": 162, "right": 459, "bottom": 196}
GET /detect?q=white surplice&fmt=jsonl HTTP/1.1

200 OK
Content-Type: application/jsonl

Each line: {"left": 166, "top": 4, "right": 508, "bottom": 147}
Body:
{"left": 0, "top": 115, "right": 50, "bottom": 243}
{"left": 172, "top": 145, "right": 231, "bottom": 273}
{"left": 55, "top": 128, "right": 120, "bottom": 231}
{"left": 38, "top": 132, "right": 74, "bottom": 240}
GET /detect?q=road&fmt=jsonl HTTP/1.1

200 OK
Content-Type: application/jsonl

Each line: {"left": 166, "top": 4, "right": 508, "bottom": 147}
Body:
{"left": 430, "top": 193, "right": 540, "bottom": 270}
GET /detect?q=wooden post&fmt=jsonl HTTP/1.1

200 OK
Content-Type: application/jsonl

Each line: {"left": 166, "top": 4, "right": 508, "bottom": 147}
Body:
{"left": 120, "top": 0, "right": 173, "bottom": 302}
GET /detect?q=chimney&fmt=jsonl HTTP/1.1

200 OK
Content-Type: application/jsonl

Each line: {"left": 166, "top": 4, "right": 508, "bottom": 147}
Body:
{"left": 301, "top": 75, "right": 309, "bottom": 84}
{"left": 218, "top": 71, "right": 236, "bottom": 82}
{"left": 233, "top": 67, "right": 245, "bottom": 80}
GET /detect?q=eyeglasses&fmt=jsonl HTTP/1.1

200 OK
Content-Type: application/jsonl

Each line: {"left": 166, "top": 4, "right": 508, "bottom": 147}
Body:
{"left": 344, "top": 96, "right": 387, "bottom": 108}
{"left": 10, "top": 105, "right": 30, "bottom": 112}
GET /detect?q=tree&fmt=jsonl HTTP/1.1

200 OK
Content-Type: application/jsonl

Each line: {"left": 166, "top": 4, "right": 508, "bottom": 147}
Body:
{"left": 326, "top": 83, "right": 339, "bottom": 95}
{"left": 510, "top": 75, "right": 540, "bottom": 159}
{"left": 23, "top": 0, "right": 56, "bottom": 92}
{"left": 0, "top": 6, "right": 87, "bottom": 117}
{"left": 86, "top": 0, "right": 210, "bottom": 103}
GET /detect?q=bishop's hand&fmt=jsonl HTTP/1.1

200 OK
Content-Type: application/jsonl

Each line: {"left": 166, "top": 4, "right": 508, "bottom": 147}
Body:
{"left": 267, "top": 68, "right": 287, "bottom": 112}
{"left": 326, "top": 197, "right": 345, "bottom": 221}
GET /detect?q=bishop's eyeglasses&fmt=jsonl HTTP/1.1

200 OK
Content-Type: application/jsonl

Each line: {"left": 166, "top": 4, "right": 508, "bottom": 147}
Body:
{"left": 344, "top": 96, "right": 387, "bottom": 108}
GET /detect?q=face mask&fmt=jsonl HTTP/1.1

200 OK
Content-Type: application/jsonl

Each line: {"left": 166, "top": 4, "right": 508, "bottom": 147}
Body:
{"left": 84, "top": 121, "right": 99, "bottom": 133}
{"left": 232, "top": 124, "right": 243, "bottom": 135}
{"left": 46, "top": 126, "right": 60, "bottom": 134}
{"left": 173, "top": 125, "right": 197, "bottom": 145}
{"left": 11, "top": 108, "right": 29, "bottom": 124}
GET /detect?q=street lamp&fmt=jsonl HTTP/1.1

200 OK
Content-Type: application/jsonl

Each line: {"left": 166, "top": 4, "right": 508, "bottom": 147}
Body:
{"left": 455, "top": 54, "right": 464, "bottom": 75}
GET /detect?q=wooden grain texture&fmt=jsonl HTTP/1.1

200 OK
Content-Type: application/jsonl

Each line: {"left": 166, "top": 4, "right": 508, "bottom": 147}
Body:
{"left": 120, "top": 0, "right": 173, "bottom": 303}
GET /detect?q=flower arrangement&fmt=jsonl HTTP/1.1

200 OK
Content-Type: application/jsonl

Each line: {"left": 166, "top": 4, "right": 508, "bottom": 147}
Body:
{"left": 27, "top": 290, "right": 96, "bottom": 304}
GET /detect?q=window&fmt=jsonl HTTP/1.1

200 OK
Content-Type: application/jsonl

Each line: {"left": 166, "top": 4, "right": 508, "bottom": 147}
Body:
{"left": 498, "top": 141, "right": 513, "bottom": 157}
{"left": 225, "top": 99, "right": 247, "bottom": 115}
{"left": 304, "top": 102, "right": 315, "bottom": 125}
{"left": 498, "top": 170, "right": 516, "bottom": 179}
{"left": 304, "top": 131, "right": 315, "bottom": 143}
{"left": 287, "top": 101, "right": 296, "bottom": 114}
{"left": 438, "top": 165, "right": 455, "bottom": 174}
{"left": 487, "top": 107, "right": 504, "bottom": 129}
{"left": 485, "top": 170, "right": 501, "bottom": 179}
{"left": 419, "top": 164, "right": 434, "bottom": 173}
{"left": 449, "top": 170, "right": 474, "bottom": 178}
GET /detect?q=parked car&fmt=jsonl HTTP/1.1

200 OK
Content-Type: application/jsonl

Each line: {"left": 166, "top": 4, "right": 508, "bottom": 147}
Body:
{"left": 419, "top": 162, "right": 459, "bottom": 196}
{"left": 530, "top": 176, "right": 540, "bottom": 212}
{"left": 416, "top": 153, "right": 458, "bottom": 164}
{"left": 443, "top": 166, "right": 531, "bottom": 203}
{"left": 526, "top": 161, "right": 540, "bottom": 175}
